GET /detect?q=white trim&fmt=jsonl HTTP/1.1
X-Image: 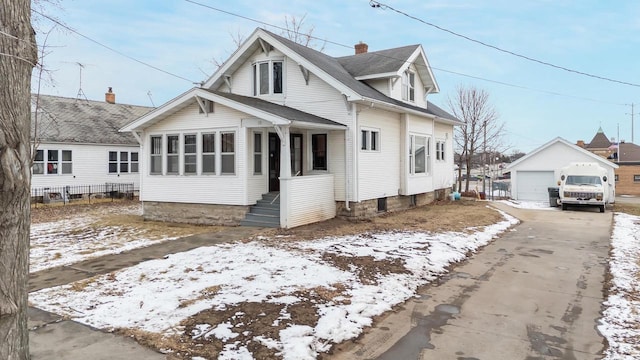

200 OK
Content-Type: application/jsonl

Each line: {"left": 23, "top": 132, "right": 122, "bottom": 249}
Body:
{"left": 507, "top": 137, "right": 619, "bottom": 171}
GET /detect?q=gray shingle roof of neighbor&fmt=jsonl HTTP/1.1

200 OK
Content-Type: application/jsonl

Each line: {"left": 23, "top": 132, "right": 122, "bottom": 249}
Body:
{"left": 336, "top": 45, "right": 420, "bottom": 78}
{"left": 619, "top": 142, "right": 640, "bottom": 162}
{"left": 32, "top": 94, "right": 153, "bottom": 145}
{"left": 209, "top": 90, "right": 346, "bottom": 127}
{"left": 261, "top": 29, "right": 459, "bottom": 123}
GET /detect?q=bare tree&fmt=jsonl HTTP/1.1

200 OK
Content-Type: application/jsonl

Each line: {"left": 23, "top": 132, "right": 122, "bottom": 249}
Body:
{"left": 0, "top": 0, "right": 38, "bottom": 358}
{"left": 282, "top": 14, "right": 326, "bottom": 52}
{"left": 448, "top": 85, "right": 504, "bottom": 193}
{"left": 210, "top": 14, "right": 325, "bottom": 71}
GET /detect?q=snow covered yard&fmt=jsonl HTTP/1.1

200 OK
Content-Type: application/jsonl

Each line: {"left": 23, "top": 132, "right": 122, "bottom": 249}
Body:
{"left": 29, "top": 206, "right": 518, "bottom": 360}
{"left": 598, "top": 211, "right": 640, "bottom": 359}
{"left": 30, "top": 202, "right": 221, "bottom": 272}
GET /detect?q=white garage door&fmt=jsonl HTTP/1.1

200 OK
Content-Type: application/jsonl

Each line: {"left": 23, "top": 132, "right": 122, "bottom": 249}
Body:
{"left": 516, "top": 171, "right": 556, "bottom": 201}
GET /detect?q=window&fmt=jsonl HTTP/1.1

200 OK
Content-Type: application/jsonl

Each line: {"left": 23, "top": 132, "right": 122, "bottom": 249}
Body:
{"left": 184, "top": 134, "right": 197, "bottom": 175}
{"left": 254, "top": 60, "right": 284, "bottom": 96}
{"left": 634, "top": 175, "right": 640, "bottom": 182}
{"left": 109, "top": 151, "right": 118, "bottom": 173}
{"left": 33, "top": 149, "right": 44, "bottom": 174}
{"left": 33, "top": 149, "right": 72, "bottom": 175}
{"left": 361, "top": 129, "right": 380, "bottom": 151}
{"left": 166, "top": 135, "right": 179, "bottom": 174}
{"left": 615, "top": 174, "right": 619, "bottom": 182}
{"left": 150, "top": 135, "right": 163, "bottom": 174}
{"left": 410, "top": 135, "right": 430, "bottom": 175}
{"left": 119, "top": 152, "right": 128, "bottom": 173}
{"left": 436, "top": 141, "right": 446, "bottom": 161}
{"left": 198, "top": 100, "right": 214, "bottom": 114}
{"left": 202, "top": 133, "right": 215, "bottom": 174}
{"left": 254, "top": 132, "right": 262, "bottom": 175}
{"left": 377, "top": 197, "right": 387, "bottom": 212}
{"left": 312, "top": 134, "right": 327, "bottom": 170}
{"left": 221, "top": 132, "right": 235, "bottom": 174}
{"left": 47, "top": 150, "right": 58, "bottom": 174}
{"left": 131, "top": 152, "right": 139, "bottom": 173}
{"left": 109, "top": 151, "right": 138, "bottom": 174}
{"left": 402, "top": 70, "right": 415, "bottom": 102}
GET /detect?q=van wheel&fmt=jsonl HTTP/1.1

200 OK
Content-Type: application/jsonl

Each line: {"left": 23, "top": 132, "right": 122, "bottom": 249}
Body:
{"left": 561, "top": 203, "right": 567, "bottom": 211}
{"left": 600, "top": 205, "right": 605, "bottom": 213}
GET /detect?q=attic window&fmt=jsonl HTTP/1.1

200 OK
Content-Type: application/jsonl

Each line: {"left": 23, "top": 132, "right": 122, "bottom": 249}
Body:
{"left": 253, "top": 60, "right": 283, "bottom": 96}
{"left": 402, "top": 70, "right": 415, "bottom": 102}
{"left": 198, "top": 100, "right": 214, "bottom": 114}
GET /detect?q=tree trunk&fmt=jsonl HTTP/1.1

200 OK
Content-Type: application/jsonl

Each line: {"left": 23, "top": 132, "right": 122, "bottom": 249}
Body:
{"left": 0, "top": 1, "right": 37, "bottom": 359}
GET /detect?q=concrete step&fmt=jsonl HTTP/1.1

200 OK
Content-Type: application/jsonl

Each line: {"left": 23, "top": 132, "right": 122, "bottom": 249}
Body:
{"left": 240, "top": 213, "right": 280, "bottom": 228}
{"left": 250, "top": 206, "right": 280, "bottom": 216}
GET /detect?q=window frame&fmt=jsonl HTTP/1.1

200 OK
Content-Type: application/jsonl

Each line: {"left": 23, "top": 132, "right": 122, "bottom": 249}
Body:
{"left": 402, "top": 70, "right": 416, "bottom": 102}
{"left": 436, "top": 140, "right": 446, "bottom": 161}
{"left": 360, "top": 127, "right": 380, "bottom": 151}
{"left": 150, "top": 135, "right": 163, "bottom": 175}
{"left": 253, "top": 59, "right": 284, "bottom": 96}
{"left": 253, "top": 132, "right": 263, "bottom": 175}
{"left": 220, "top": 131, "right": 236, "bottom": 175}
{"left": 201, "top": 132, "right": 216, "bottom": 175}
{"left": 311, "top": 133, "right": 328, "bottom": 171}
{"left": 32, "top": 149, "right": 44, "bottom": 175}
{"left": 166, "top": 134, "right": 179, "bottom": 175}
{"left": 109, "top": 150, "right": 138, "bottom": 175}
{"left": 634, "top": 174, "right": 640, "bottom": 182}
{"left": 183, "top": 133, "right": 197, "bottom": 175}
{"left": 409, "top": 134, "right": 431, "bottom": 175}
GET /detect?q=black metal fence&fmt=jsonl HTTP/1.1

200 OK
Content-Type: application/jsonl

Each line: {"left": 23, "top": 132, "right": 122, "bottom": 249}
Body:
{"left": 31, "top": 183, "right": 135, "bottom": 206}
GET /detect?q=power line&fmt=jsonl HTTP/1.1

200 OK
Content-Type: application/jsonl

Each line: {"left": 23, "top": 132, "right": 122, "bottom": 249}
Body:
{"left": 369, "top": 0, "right": 640, "bottom": 88}
{"left": 31, "top": 8, "right": 197, "bottom": 84}
{"left": 186, "top": 1, "right": 627, "bottom": 107}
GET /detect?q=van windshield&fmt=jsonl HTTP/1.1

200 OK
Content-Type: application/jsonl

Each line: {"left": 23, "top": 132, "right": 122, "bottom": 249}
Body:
{"left": 566, "top": 175, "right": 601, "bottom": 186}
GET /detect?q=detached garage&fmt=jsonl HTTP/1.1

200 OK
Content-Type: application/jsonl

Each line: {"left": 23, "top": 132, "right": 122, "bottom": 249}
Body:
{"left": 507, "top": 137, "right": 618, "bottom": 202}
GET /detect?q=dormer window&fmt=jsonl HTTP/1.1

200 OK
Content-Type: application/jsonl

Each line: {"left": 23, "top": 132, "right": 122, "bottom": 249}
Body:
{"left": 253, "top": 60, "right": 283, "bottom": 96}
{"left": 402, "top": 70, "right": 415, "bottom": 102}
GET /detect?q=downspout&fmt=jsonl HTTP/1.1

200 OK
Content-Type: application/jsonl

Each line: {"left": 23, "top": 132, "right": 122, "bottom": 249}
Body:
{"left": 344, "top": 128, "right": 350, "bottom": 211}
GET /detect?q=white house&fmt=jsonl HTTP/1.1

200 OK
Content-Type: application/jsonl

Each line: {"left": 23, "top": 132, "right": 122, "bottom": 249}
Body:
{"left": 121, "top": 28, "right": 461, "bottom": 228}
{"left": 507, "top": 137, "right": 618, "bottom": 201}
{"left": 31, "top": 91, "right": 153, "bottom": 194}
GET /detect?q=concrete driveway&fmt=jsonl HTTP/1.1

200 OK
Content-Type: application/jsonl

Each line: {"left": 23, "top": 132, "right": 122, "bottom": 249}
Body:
{"left": 330, "top": 203, "right": 611, "bottom": 360}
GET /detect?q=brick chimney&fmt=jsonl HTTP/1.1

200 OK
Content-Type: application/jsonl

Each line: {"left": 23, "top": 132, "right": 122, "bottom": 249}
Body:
{"left": 354, "top": 41, "right": 368, "bottom": 55}
{"left": 105, "top": 87, "right": 115, "bottom": 104}
{"left": 576, "top": 140, "right": 585, "bottom": 148}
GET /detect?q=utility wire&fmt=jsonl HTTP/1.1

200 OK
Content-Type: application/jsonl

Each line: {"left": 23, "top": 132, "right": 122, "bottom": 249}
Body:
{"left": 186, "top": 0, "right": 626, "bottom": 107}
{"left": 369, "top": 0, "right": 640, "bottom": 88}
{"left": 31, "top": 8, "right": 198, "bottom": 84}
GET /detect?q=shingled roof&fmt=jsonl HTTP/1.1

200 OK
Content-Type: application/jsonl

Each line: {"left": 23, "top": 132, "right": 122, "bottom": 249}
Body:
{"left": 32, "top": 94, "right": 153, "bottom": 145}
{"left": 586, "top": 127, "right": 612, "bottom": 149}
{"left": 618, "top": 142, "right": 640, "bottom": 163}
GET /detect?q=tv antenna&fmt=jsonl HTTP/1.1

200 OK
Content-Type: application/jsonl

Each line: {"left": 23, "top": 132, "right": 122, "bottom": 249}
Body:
{"left": 63, "top": 61, "right": 92, "bottom": 101}
{"left": 147, "top": 90, "right": 156, "bottom": 107}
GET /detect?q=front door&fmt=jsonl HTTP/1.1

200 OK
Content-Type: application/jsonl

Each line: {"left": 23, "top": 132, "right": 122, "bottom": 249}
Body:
{"left": 268, "top": 132, "right": 303, "bottom": 192}
{"left": 269, "top": 133, "right": 280, "bottom": 192}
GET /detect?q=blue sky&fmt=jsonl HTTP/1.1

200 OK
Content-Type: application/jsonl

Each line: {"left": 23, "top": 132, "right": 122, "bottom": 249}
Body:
{"left": 33, "top": 0, "right": 640, "bottom": 153}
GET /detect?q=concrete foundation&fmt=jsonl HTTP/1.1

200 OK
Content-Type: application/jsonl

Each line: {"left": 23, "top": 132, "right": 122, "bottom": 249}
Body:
{"left": 337, "top": 188, "right": 450, "bottom": 220}
{"left": 143, "top": 201, "right": 249, "bottom": 226}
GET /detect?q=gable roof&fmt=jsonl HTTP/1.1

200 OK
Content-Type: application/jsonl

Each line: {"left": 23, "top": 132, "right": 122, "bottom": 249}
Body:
{"left": 33, "top": 94, "right": 153, "bottom": 145}
{"left": 121, "top": 88, "right": 346, "bottom": 132}
{"left": 507, "top": 137, "right": 618, "bottom": 170}
{"left": 203, "top": 28, "right": 458, "bottom": 124}
{"left": 586, "top": 127, "right": 611, "bottom": 149}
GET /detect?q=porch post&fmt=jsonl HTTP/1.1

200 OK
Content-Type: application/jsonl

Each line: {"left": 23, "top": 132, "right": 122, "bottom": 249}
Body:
{"left": 276, "top": 125, "right": 291, "bottom": 228}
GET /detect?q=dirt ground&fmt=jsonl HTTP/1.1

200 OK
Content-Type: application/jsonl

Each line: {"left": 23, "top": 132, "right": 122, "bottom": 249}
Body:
{"left": 58, "top": 199, "right": 498, "bottom": 360}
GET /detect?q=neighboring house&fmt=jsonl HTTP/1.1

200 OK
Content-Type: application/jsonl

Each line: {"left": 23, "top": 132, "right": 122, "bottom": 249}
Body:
{"left": 507, "top": 137, "right": 617, "bottom": 201}
{"left": 31, "top": 90, "right": 153, "bottom": 191}
{"left": 121, "top": 28, "right": 461, "bottom": 228}
{"left": 576, "top": 127, "right": 640, "bottom": 195}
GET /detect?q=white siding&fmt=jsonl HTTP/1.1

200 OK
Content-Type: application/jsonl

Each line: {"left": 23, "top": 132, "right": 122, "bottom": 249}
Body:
{"left": 283, "top": 174, "right": 335, "bottom": 228}
{"left": 357, "top": 107, "right": 401, "bottom": 201}
{"left": 432, "top": 122, "right": 455, "bottom": 189}
{"left": 247, "top": 128, "right": 268, "bottom": 204}
{"left": 140, "top": 103, "right": 250, "bottom": 206}
{"left": 328, "top": 130, "right": 346, "bottom": 200}
{"left": 365, "top": 79, "right": 390, "bottom": 96}
{"left": 31, "top": 143, "right": 140, "bottom": 190}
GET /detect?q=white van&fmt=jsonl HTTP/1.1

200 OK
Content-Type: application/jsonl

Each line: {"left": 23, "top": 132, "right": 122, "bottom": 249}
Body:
{"left": 558, "top": 162, "right": 609, "bottom": 213}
